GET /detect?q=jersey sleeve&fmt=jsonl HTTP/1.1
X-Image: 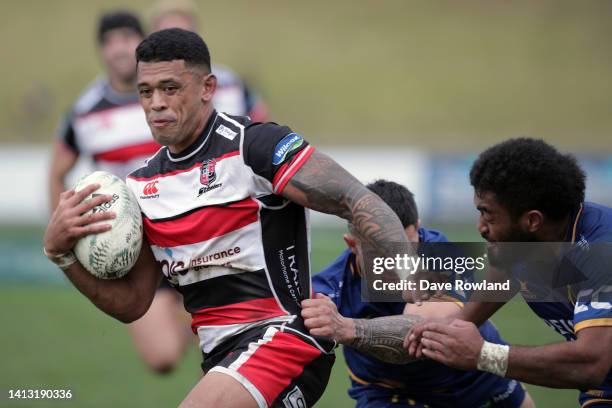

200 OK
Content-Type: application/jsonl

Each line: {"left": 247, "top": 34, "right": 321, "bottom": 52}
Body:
{"left": 56, "top": 111, "right": 78, "bottom": 153}
{"left": 571, "top": 243, "right": 612, "bottom": 332}
{"left": 311, "top": 268, "right": 343, "bottom": 309}
{"left": 243, "top": 122, "right": 314, "bottom": 194}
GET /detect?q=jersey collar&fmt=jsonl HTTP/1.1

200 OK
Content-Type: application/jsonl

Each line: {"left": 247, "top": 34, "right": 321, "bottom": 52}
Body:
{"left": 565, "top": 203, "right": 584, "bottom": 243}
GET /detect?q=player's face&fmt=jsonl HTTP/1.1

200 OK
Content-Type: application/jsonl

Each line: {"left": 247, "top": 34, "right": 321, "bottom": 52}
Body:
{"left": 137, "top": 60, "right": 216, "bottom": 152}
{"left": 474, "top": 191, "right": 535, "bottom": 242}
{"left": 99, "top": 28, "right": 142, "bottom": 82}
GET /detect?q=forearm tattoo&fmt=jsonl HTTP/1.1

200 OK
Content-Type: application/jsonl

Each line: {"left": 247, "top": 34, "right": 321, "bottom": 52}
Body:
{"left": 350, "top": 315, "right": 422, "bottom": 364}
{"left": 289, "top": 151, "right": 408, "bottom": 261}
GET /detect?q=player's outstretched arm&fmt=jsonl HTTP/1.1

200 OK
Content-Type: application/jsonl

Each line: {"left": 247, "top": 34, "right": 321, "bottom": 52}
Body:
{"left": 43, "top": 185, "right": 161, "bottom": 323}
{"left": 415, "top": 319, "right": 612, "bottom": 389}
{"left": 503, "top": 327, "right": 612, "bottom": 388}
{"left": 49, "top": 139, "right": 79, "bottom": 210}
{"left": 301, "top": 294, "right": 422, "bottom": 364}
{"left": 283, "top": 150, "right": 410, "bottom": 277}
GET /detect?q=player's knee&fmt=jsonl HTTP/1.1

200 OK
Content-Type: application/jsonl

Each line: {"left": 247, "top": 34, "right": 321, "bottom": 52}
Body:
{"left": 149, "top": 360, "right": 176, "bottom": 375}
{"left": 143, "top": 349, "right": 183, "bottom": 375}
{"left": 145, "top": 359, "right": 177, "bottom": 375}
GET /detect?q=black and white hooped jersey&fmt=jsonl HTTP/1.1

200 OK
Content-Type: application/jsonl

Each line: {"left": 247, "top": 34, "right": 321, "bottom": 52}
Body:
{"left": 126, "top": 111, "right": 318, "bottom": 354}
{"left": 58, "top": 77, "right": 160, "bottom": 180}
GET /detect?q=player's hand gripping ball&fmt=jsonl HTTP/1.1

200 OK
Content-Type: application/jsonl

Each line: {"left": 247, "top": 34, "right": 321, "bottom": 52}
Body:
{"left": 73, "top": 171, "right": 143, "bottom": 279}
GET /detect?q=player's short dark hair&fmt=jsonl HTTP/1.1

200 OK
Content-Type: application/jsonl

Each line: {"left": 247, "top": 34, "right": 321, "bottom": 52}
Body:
{"left": 470, "top": 138, "right": 585, "bottom": 220}
{"left": 135, "top": 28, "right": 211, "bottom": 72}
{"left": 97, "top": 11, "right": 144, "bottom": 44}
{"left": 366, "top": 179, "right": 418, "bottom": 228}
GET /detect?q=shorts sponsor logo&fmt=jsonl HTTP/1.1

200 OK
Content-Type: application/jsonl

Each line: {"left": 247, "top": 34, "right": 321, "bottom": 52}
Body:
{"left": 215, "top": 124, "right": 237, "bottom": 140}
{"left": 272, "top": 133, "right": 304, "bottom": 166}
{"left": 282, "top": 386, "right": 306, "bottom": 408}
{"left": 141, "top": 181, "right": 159, "bottom": 199}
{"left": 199, "top": 159, "right": 222, "bottom": 196}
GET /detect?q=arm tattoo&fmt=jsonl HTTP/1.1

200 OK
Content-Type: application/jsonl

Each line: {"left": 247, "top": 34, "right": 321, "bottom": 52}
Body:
{"left": 288, "top": 151, "right": 409, "bottom": 262}
{"left": 350, "top": 315, "right": 422, "bottom": 364}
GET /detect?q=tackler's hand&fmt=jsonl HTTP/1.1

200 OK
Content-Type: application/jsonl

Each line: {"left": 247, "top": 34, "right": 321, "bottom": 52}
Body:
{"left": 301, "top": 293, "right": 355, "bottom": 344}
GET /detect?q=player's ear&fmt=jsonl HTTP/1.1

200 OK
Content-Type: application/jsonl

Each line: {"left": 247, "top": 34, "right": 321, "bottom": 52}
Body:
{"left": 405, "top": 225, "right": 419, "bottom": 243}
{"left": 201, "top": 72, "right": 216, "bottom": 103}
{"left": 523, "top": 210, "right": 544, "bottom": 233}
{"left": 343, "top": 233, "right": 358, "bottom": 254}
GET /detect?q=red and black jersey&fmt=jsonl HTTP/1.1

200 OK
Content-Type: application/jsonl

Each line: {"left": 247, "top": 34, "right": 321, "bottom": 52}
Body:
{"left": 126, "top": 111, "right": 325, "bottom": 354}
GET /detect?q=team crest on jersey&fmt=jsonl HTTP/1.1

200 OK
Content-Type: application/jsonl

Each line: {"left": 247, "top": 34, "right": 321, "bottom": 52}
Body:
{"left": 198, "top": 159, "right": 222, "bottom": 196}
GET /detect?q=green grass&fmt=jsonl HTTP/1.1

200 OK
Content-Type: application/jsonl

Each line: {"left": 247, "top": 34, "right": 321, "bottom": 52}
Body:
{"left": 2, "top": 1, "right": 612, "bottom": 149}
{"left": 0, "top": 227, "right": 577, "bottom": 407}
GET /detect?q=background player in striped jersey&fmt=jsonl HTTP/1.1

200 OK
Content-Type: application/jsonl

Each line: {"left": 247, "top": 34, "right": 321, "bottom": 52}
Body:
{"left": 49, "top": 11, "right": 152, "bottom": 206}
{"left": 404, "top": 139, "right": 612, "bottom": 407}
{"left": 43, "top": 28, "right": 415, "bottom": 407}
{"left": 305, "top": 179, "right": 534, "bottom": 407}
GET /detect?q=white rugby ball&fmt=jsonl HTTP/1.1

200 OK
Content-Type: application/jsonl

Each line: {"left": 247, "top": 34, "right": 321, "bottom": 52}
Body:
{"left": 73, "top": 171, "right": 143, "bottom": 279}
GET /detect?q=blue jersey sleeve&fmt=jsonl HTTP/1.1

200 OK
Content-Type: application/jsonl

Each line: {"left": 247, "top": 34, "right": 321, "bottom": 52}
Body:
{"left": 571, "top": 242, "right": 612, "bottom": 332}
{"left": 312, "top": 250, "right": 352, "bottom": 309}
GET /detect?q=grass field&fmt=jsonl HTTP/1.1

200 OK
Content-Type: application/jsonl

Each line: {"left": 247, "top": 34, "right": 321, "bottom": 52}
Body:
{"left": 1, "top": 227, "right": 578, "bottom": 407}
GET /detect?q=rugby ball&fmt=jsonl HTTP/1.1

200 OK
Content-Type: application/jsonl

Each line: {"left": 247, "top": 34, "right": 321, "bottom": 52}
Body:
{"left": 73, "top": 171, "right": 143, "bottom": 279}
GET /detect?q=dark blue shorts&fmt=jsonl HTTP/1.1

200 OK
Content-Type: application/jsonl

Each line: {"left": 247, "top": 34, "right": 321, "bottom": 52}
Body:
{"left": 351, "top": 377, "right": 526, "bottom": 408}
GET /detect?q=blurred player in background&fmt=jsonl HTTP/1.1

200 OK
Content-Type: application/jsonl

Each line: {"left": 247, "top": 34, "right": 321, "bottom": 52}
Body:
{"left": 148, "top": 0, "right": 269, "bottom": 122}
{"left": 304, "top": 179, "right": 534, "bottom": 408}
{"left": 49, "top": 11, "right": 153, "bottom": 206}
{"left": 406, "top": 139, "right": 612, "bottom": 407}
{"left": 48, "top": 11, "right": 191, "bottom": 375}
{"left": 43, "top": 28, "right": 415, "bottom": 407}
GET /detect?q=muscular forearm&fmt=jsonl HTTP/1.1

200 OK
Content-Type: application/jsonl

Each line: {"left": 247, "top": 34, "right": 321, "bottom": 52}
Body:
{"left": 343, "top": 315, "right": 423, "bottom": 364}
{"left": 506, "top": 342, "right": 607, "bottom": 389}
{"left": 286, "top": 151, "right": 410, "bottom": 270}
{"left": 49, "top": 176, "right": 65, "bottom": 211}
{"left": 48, "top": 139, "right": 78, "bottom": 211}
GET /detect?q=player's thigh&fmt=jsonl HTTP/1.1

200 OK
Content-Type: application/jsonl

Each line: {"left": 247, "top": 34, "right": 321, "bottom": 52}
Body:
{"left": 203, "top": 325, "right": 334, "bottom": 408}
{"left": 179, "top": 370, "right": 259, "bottom": 408}
{"left": 127, "top": 289, "right": 188, "bottom": 359}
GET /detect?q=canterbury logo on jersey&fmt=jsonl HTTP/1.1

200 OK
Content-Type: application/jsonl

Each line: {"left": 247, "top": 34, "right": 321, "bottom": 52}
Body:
{"left": 141, "top": 180, "right": 159, "bottom": 199}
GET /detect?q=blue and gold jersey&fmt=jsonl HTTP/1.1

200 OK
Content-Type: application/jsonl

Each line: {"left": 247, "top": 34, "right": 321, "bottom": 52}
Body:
{"left": 518, "top": 202, "right": 612, "bottom": 406}
{"left": 313, "top": 228, "right": 525, "bottom": 408}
